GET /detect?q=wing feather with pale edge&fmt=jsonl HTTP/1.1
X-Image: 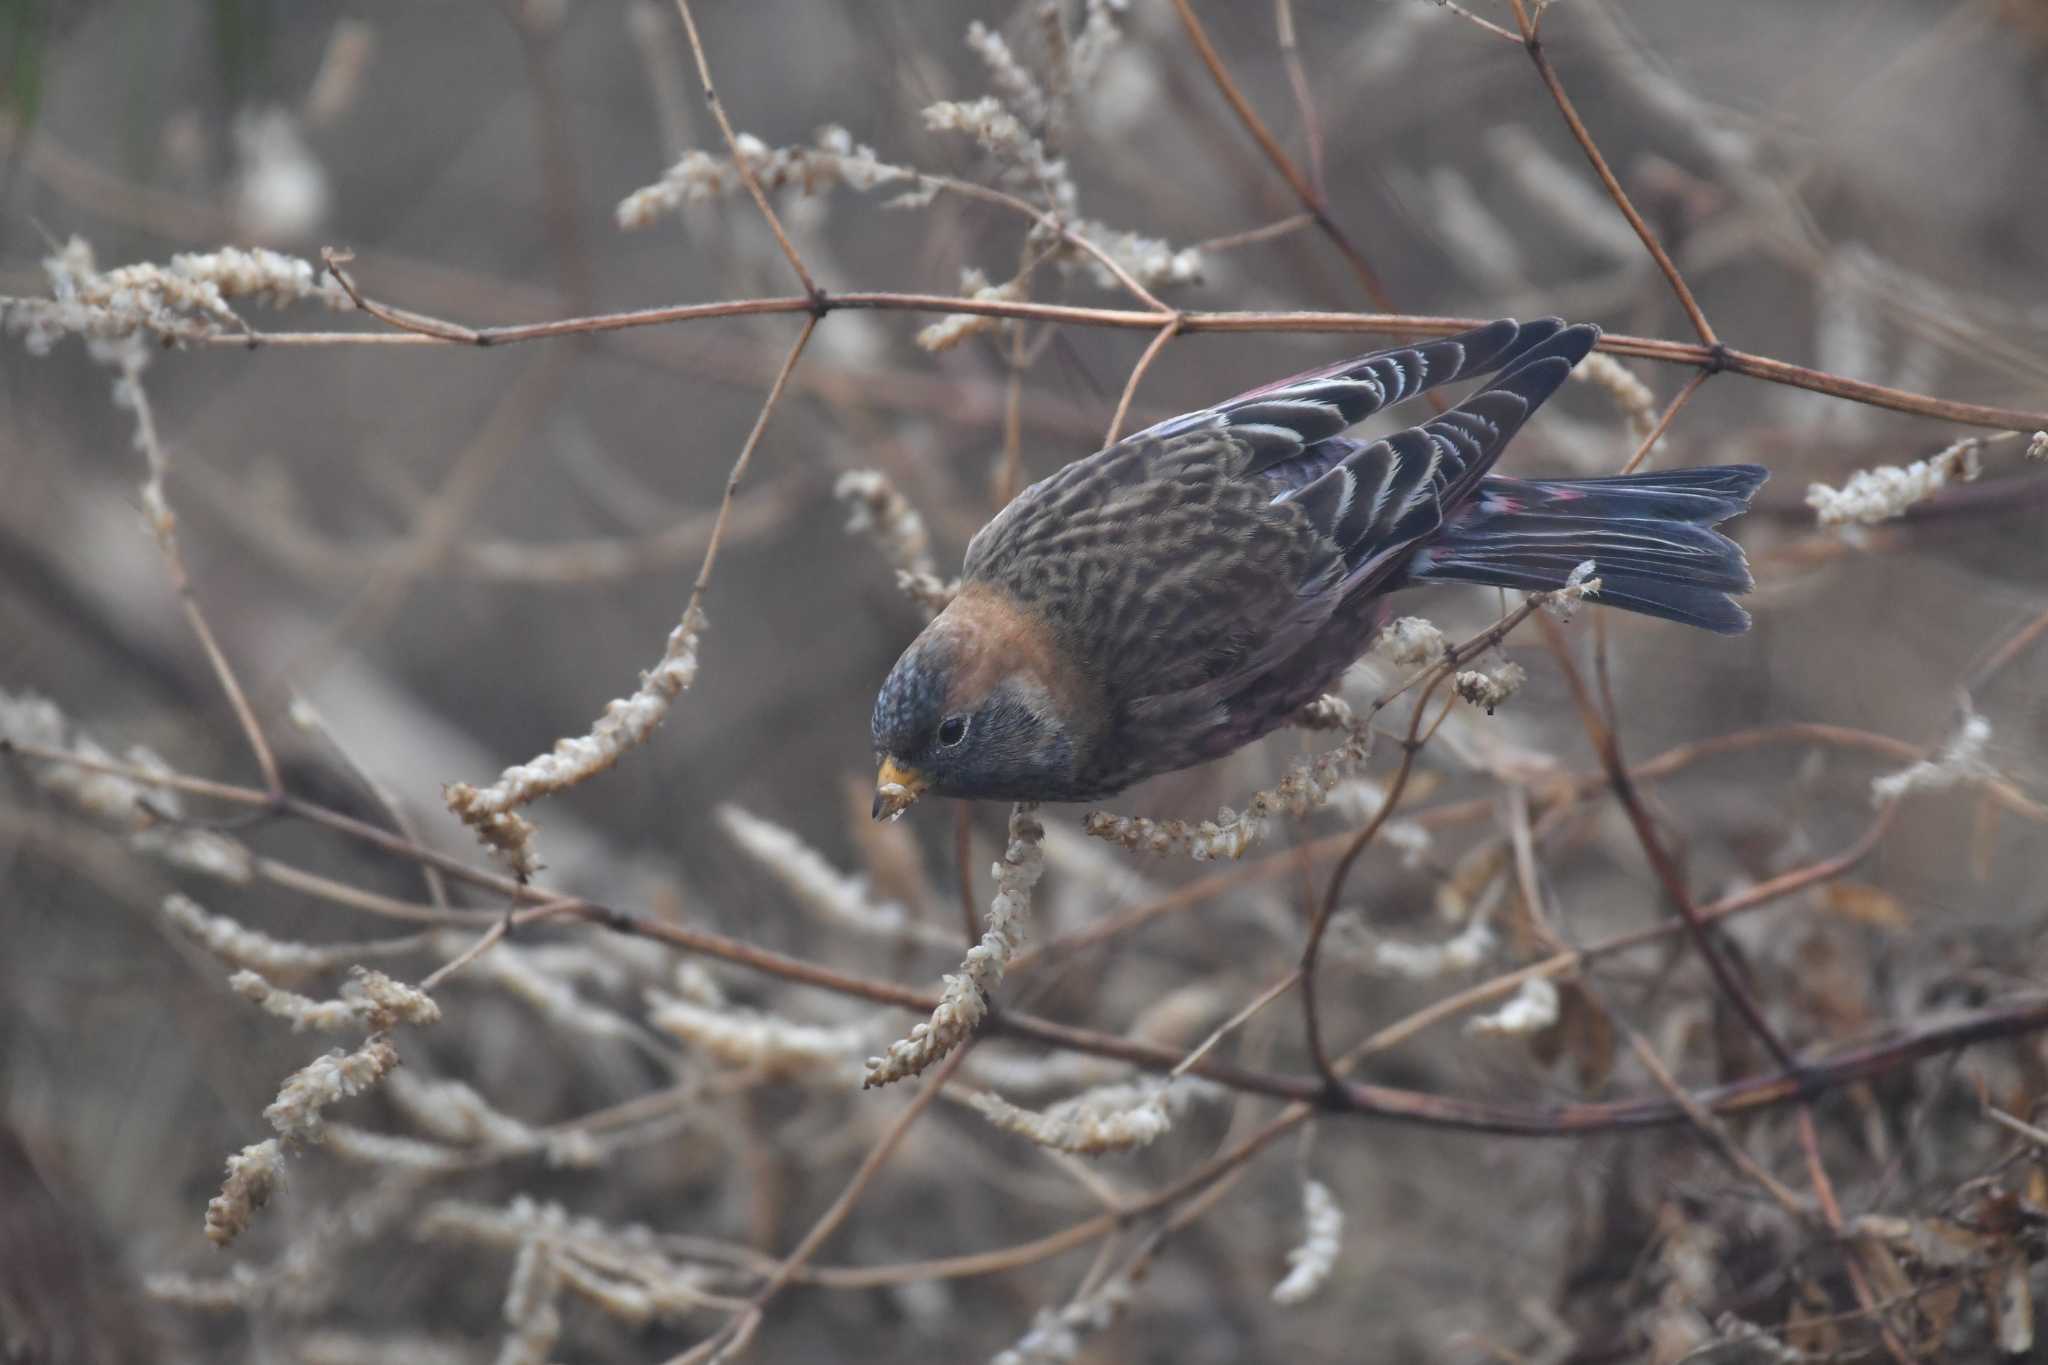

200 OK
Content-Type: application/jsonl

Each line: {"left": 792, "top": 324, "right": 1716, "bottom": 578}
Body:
{"left": 959, "top": 320, "right": 1598, "bottom": 723}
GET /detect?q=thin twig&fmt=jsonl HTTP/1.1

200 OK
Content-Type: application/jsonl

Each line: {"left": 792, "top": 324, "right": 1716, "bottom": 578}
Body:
{"left": 1104, "top": 316, "right": 1182, "bottom": 446}
{"left": 1191, "top": 211, "right": 1314, "bottom": 254}
{"left": 1537, "top": 612, "right": 1802, "bottom": 1075}
{"left": 290, "top": 700, "right": 450, "bottom": 911}
{"left": 419, "top": 915, "right": 512, "bottom": 993}
{"left": 927, "top": 173, "right": 1174, "bottom": 316}
{"left": 1434, "top": 1, "right": 1521, "bottom": 44}
{"left": 1168, "top": 0, "right": 1397, "bottom": 311}
{"left": 1507, "top": 0, "right": 1718, "bottom": 346}
{"left": 122, "top": 366, "right": 285, "bottom": 801}
{"left": 684, "top": 315, "right": 819, "bottom": 617}
{"left": 672, "top": 0, "right": 822, "bottom": 303}
{"left": 1616, "top": 367, "right": 1710, "bottom": 475}
{"left": 1799, "top": 1107, "right": 1917, "bottom": 1365}
{"left": 322, "top": 248, "right": 481, "bottom": 342}
{"left": 1170, "top": 966, "right": 1301, "bottom": 1080}
{"left": 671, "top": 1045, "right": 973, "bottom": 1363}
{"left": 1272, "top": 0, "right": 1326, "bottom": 199}
{"left": 1300, "top": 594, "right": 1555, "bottom": 1085}
{"left": 207, "top": 295, "right": 2048, "bottom": 430}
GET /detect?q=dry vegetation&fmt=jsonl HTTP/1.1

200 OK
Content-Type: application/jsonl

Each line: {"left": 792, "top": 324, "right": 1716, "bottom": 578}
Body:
{"left": 3, "top": 1, "right": 2048, "bottom": 1361}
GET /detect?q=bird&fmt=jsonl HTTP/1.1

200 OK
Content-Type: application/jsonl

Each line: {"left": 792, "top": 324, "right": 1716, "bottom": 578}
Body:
{"left": 870, "top": 318, "right": 1765, "bottom": 818}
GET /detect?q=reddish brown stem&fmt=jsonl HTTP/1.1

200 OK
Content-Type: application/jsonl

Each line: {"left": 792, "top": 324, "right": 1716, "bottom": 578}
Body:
{"left": 1507, "top": 0, "right": 1718, "bottom": 347}
{"left": 1538, "top": 613, "right": 1802, "bottom": 1075}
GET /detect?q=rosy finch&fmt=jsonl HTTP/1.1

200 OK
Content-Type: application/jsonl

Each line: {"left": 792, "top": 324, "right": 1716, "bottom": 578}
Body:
{"left": 871, "top": 318, "right": 1763, "bottom": 816}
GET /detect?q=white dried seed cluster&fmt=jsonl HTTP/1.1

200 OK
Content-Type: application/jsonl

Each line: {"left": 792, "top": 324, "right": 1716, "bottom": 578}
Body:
{"left": 916, "top": 266, "right": 1028, "bottom": 352}
{"left": 833, "top": 469, "right": 936, "bottom": 580}
{"left": 1572, "top": 350, "right": 1659, "bottom": 442}
{"left": 3, "top": 236, "right": 346, "bottom": 357}
{"left": 1542, "top": 560, "right": 1602, "bottom": 623}
{"left": 1083, "top": 728, "right": 1371, "bottom": 862}
{"left": 646, "top": 992, "right": 867, "bottom": 1079}
{"left": 232, "top": 971, "right": 365, "bottom": 1032}
{"left": 233, "top": 108, "right": 331, "bottom": 241}
{"left": 322, "top": 1125, "right": 469, "bottom": 1171}
{"left": 422, "top": 1198, "right": 724, "bottom": 1327}
{"left": 1373, "top": 919, "right": 1497, "bottom": 980}
{"left": 1, "top": 689, "right": 255, "bottom": 881}
{"left": 992, "top": 1270, "right": 1138, "bottom": 1365}
{"left": 163, "top": 895, "right": 427, "bottom": 979}
{"left": 1454, "top": 661, "right": 1528, "bottom": 714}
{"left": 1057, "top": 218, "right": 1203, "bottom": 290}
{"left": 1466, "top": 976, "right": 1561, "bottom": 1036}
{"left": 615, "top": 126, "right": 921, "bottom": 228}
{"left": 204, "top": 1140, "right": 286, "bottom": 1247}
{"left": 717, "top": 803, "right": 926, "bottom": 939}
{"left": 444, "top": 607, "right": 705, "bottom": 875}
{"left": 1806, "top": 437, "right": 1984, "bottom": 525}
{"left": 1292, "top": 693, "right": 1355, "bottom": 731}
{"left": 230, "top": 966, "right": 441, "bottom": 1033}
{"left": 1271, "top": 1179, "right": 1343, "bottom": 1305}
{"left": 1871, "top": 711, "right": 1994, "bottom": 805}
{"left": 966, "top": 1078, "right": 1219, "bottom": 1155}
{"left": 966, "top": 21, "right": 1049, "bottom": 128}
{"left": 864, "top": 805, "right": 1044, "bottom": 1087}
{"left": 383, "top": 1070, "right": 599, "bottom": 1169}
{"left": 923, "top": 96, "right": 1075, "bottom": 216}
{"left": 265, "top": 1038, "right": 402, "bottom": 1145}
{"left": 898, "top": 571, "right": 961, "bottom": 617}
{"left": 1376, "top": 616, "right": 1448, "bottom": 668}
{"left": 459, "top": 943, "right": 646, "bottom": 1047}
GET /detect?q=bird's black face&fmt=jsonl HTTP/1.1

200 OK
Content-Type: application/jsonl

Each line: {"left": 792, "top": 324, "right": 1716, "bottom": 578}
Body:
{"left": 870, "top": 635, "right": 1076, "bottom": 815}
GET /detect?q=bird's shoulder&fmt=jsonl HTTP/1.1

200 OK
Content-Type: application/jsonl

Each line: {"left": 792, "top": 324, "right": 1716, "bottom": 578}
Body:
{"left": 960, "top": 425, "right": 1327, "bottom": 706}
{"left": 962, "top": 423, "right": 1275, "bottom": 582}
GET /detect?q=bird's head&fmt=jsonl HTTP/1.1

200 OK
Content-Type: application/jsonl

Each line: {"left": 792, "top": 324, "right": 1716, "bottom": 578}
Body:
{"left": 870, "top": 584, "right": 1092, "bottom": 818}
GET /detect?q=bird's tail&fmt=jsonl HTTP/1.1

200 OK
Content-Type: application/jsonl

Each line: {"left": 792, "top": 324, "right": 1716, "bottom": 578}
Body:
{"left": 1402, "top": 465, "right": 1769, "bottom": 634}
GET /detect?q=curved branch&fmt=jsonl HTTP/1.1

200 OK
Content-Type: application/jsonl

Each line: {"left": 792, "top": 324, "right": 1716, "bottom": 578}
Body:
{"left": 209, "top": 292, "right": 2048, "bottom": 431}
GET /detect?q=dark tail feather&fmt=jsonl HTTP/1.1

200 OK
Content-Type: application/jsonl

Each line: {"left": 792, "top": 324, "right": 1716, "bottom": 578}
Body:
{"left": 1403, "top": 465, "right": 1769, "bottom": 634}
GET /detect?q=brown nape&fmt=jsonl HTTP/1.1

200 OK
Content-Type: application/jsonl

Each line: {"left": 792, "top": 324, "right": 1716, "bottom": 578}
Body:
{"left": 931, "top": 580, "right": 1097, "bottom": 723}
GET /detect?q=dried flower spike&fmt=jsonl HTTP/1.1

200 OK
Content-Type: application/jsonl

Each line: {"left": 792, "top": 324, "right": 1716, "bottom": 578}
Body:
{"left": 445, "top": 606, "right": 705, "bottom": 873}
{"left": 615, "top": 126, "right": 919, "bottom": 228}
{"left": 864, "top": 804, "right": 1043, "bottom": 1087}
{"left": 1376, "top": 616, "right": 1448, "bottom": 668}
{"left": 1466, "top": 976, "right": 1561, "bottom": 1036}
{"left": 1454, "top": 661, "right": 1527, "bottom": 714}
{"left": 203, "top": 1140, "right": 286, "bottom": 1247}
{"left": 1084, "top": 723, "right": 1372, "bottom": 862}
{"left": 915, "top": 266, "right": 1027, "bottom": 353}
{"left": 1870, "top": 710, "right": 1993, "bottom": 805}
{"left": 1806, "top": 436, "right": 1984, "bottom": 525}
{"left": 265, "top": 1038, "right": 402, "bottom": 1145}
{"left": 1372, "top": 919, "right": 1496, "bottom": 980}
{"left": 1271, "top": 1179, "right": 1343, "bottom": 1305}
{"left": 965, "top": 1078, "right": 1217, "bottom": 1155}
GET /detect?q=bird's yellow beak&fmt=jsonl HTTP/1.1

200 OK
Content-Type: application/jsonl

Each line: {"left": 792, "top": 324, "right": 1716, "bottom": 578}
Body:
{"left": 872, "top": 758, "right": 928, "bottom": 821}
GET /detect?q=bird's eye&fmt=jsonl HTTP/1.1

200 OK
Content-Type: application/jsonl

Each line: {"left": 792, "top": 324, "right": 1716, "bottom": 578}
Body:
{"left": 937, "top": 715, "right": 969, "bottom": 748}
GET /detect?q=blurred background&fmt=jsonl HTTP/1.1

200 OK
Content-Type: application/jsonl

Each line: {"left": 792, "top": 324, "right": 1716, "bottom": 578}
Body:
{"left": 3, "top": 1, "right": 2046, "bottom": 1361}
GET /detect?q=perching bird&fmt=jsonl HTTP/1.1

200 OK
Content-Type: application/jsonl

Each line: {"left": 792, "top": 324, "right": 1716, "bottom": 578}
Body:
{"left": 871, "top": 318, "right": 1764, "bottom": 817}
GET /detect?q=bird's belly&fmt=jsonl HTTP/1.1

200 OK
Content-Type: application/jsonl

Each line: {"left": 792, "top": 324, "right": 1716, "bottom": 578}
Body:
{"left": 1090, "top": 595, "right": 1393, "bottom": 795}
